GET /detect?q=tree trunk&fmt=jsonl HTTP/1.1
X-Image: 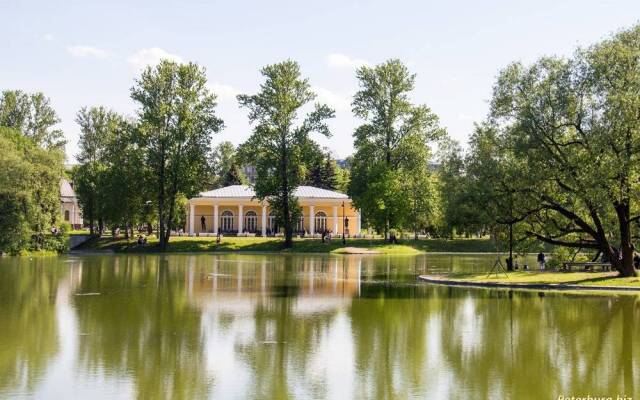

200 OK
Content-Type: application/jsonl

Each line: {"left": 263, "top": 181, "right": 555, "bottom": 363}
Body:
{"left": 163, "top": 192, "right": 176, "bottom": 252}
{"left": 157, "top": 145, "right": 166, "bottom": 251}
{"left": 507, "top": 223, "right": 514, "bottom": 271}
{"left": 615, "top": 202, "right": 637, "bottom": 277}
{"left": 280, "top": 133, "right": 293, "bottom": 249}
{"left": 89, "top": 211, "right": 94, "bottom": 236}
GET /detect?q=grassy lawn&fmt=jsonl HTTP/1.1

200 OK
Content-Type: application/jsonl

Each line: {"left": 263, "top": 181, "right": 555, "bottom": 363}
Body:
{"left": 76, "top": 235, "right": 496, "bottom": 255}
{"left": 439, "top": 271, "right": 640, "bottom": 287}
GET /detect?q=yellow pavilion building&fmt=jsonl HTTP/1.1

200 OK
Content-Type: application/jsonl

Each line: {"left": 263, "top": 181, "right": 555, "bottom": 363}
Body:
{"left": 187, "top": 185, "right": 361, "bottom": 237}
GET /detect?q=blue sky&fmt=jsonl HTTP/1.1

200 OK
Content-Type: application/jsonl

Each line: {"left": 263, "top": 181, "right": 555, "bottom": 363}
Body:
{"left": 2, "top": 0, "right": 639, "bottom": 162}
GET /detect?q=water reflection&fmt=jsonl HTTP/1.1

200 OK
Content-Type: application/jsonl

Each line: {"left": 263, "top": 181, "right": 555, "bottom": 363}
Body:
{"left": 0, "top": 258, "right": 66, "bottom": 396}
{"left": 0, "top": 253, "right": 637, "bottom": 399}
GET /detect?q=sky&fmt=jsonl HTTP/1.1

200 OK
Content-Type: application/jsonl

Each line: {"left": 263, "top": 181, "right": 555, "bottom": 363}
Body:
{"left": 2, "top": 0, "right": 639, "bottom": 163}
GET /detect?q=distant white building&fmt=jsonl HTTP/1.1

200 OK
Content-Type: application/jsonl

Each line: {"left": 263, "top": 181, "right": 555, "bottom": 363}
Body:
{"left": 60, "top": 178, "right": 83, "bottom": 229}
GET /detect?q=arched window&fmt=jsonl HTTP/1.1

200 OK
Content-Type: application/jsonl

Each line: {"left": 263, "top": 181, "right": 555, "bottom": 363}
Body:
{"left": 220, "top": 210, "right": 234, "bottom": 232}
{"left": 244, "top": 210, "right": 258, "bottom": 233}
{"left": 64, "top": 210, "right": 70, "bottom": 222}
{"left": 315, "top": 211, "right": 327, "bottom": 233}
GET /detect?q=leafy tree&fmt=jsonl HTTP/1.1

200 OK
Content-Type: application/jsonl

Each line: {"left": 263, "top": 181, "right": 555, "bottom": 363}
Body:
{"left": 208, "top": 141, "right": 247, "bottom": 187}
{"left": 436, "top": 137, "right": 471, "bottom": 237}
{"left": 488, "top": 25, "right": 640, "bottom": 276}
{"left": 463, "top": 124, "right": 534, "bottom": 269}
{"left": 334, "top": 159, "right": 351, "bottom": 193}
{"left": 0, "top": 127, "right": 64, "bottom": 253}
{"left": 99, "top": 119, "right": 148, "bottom": 238}
{"left": 237, "top": 60, "right": 334, "bottom": 247}
{"left": 73, "top": 106, "right": 122, "bottom": 235}
{"left": 349, "top": 59, "right": 444, "bottom": 239}
{"left": 0, "top": 90, "right": 65, "bottom": 149}
{"left": 221, "top": 162, "right": 246, "bottom": 186}
{"left": 131, "top": 60, "right": 223, "bottom": 250}
{"left": 304, "top": 147, "right": 338, "bottom": 190}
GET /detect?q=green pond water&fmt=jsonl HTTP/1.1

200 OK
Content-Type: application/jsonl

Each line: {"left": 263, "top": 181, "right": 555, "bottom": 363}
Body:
{"left": 0, "top": 253, "right": 637, "bottom": 399}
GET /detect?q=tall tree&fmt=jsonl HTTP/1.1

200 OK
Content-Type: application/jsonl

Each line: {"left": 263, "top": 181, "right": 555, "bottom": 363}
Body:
{"left": 73, "top": 106, "right": 122, "bottom": 235}
{"left": 99, "top": 119, "right": 148, "bottom": 238}
{"left": 0, "top": 90, "right": 65, "bottom": 149}
{"left": 131, "top": 60, "right": 223, "bottom": 250}
{"left": 349, "top": 59, "right": 444, "bottom": 239}
{"left": 0, "top": 127, "right": 64, "bottom": 253}
{"left": 237, "top": 60, "right": 334, "bottom": 248}
{"left": 489, "top": 24, "right": 640, "bottom": 276}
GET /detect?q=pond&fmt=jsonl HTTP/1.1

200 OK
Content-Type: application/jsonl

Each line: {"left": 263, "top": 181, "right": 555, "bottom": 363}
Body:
{"left": 0, "top": 253, "right": 637, "bottom": 399}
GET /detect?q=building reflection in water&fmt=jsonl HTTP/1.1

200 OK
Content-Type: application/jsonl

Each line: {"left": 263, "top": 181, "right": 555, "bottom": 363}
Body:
{"left": 1, "top": 254, "right": 637, "bottom": 399}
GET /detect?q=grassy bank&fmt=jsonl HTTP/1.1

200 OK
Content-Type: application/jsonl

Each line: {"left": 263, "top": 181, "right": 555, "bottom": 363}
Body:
{"left": 76, "top": 235, "right": 496, "bottom": 255}
{"left": 428, "top": 271, "right": 640, "bottom": 288}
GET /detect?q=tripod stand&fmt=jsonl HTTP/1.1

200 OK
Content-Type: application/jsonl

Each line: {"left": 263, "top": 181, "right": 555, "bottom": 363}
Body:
{"left": 487, "top": 256, "right": 509, "bottom": 278}
{"left": 487, "top": 229, "right": 509, "bottom": 278}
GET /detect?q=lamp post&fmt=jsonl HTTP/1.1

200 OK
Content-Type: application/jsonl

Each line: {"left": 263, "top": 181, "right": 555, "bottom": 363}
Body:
{"left": 342, "top": 201, "right": 346, "bottom": 245}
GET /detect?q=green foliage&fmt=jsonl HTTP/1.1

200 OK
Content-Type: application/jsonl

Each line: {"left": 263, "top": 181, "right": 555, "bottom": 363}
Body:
{"left": 349, "top": 59, "right": 444, "bottom": 238}
{"left": 0, "top": 127, "right": 64, "bottom": 254}
{"left": 0, "top": 90, "right": 65, "bottom": 149}
{"left": 131, "top": 59, "right": 223, "bottom": 249}
{"left": 208, "top": 141, "right": 247, "bottom": 187}
{"left": 237, "top": 60, "right": 334, "bottom": 247}
{"left": 334, "top": 161, "right": 350, "bottom": 193}
{"left": 58, "top": 222, "right": 72, "bottom": 235}
{"left": 547, "top": 247, "right": 590, "bottom": 270}
{"left": 303, "top": 147, "right": 339, "bottom": 190}
{"left": 73, "top": 106, "right": 125, "bottom": 234}
{"left": 221, "top": 163, "right": 246, "bottom": 186}
{"left": 477, "top": 24, "right": 640, "bottom": 276}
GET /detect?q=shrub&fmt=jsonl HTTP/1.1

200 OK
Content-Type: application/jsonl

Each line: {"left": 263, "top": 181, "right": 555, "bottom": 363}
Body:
{"left": 547, "top": 247, "right": 589, "bottom": 269}
{"left": 58, "top": 222, "right": 72, "bottom": 235}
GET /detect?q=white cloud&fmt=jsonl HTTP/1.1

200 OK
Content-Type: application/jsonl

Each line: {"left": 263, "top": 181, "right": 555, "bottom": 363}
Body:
{"left": 66, "top": 45, "right": 110, "bottom": 59}
{"left": 127, "top": 47, "right": 183, "bottom": 70}
{"left": 43, "top": 33, "right": 54, "bottom": 41}
{"left": 326, "top": 53, "right": 369, "bottom": 69}
{"left": 312, "top": 86, "right": 351, "bottom": 112}
{"left": 209, "top": 82, "right": 241, "bottom": 100}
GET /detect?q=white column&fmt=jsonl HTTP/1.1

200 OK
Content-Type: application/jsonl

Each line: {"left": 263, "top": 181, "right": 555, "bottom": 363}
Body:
{"left": 356, "top": 210, "right": 361, "bottom": 235}
{"left": 213, "top": 204, "right": 219, "bottom": 234}
{"left": 189, "top": 203, "right": 195, "bottom": 235}
{"left": 333, "top": 206, "right": 339, "bottom": 233}
{"left": 261, "top": 205, "right": 267, "bottom": 236}
{"left": 309, "top": 205, "right": 315, "bottom": 235}
{"left": 238, "top": 204, "right": 244, "bottom": 233}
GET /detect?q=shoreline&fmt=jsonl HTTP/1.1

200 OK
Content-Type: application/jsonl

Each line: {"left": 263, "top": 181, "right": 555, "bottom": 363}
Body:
{"left": 418, "top": 274, "right": 640, "bottom": 292}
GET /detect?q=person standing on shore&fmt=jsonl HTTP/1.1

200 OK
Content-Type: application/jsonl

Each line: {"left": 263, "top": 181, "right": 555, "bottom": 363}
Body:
{"left": 537, "top": 252, "right": 546, "bottom": 270}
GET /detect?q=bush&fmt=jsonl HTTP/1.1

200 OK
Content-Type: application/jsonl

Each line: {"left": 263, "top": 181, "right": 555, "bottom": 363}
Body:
{"left": 58, "top": 222, "right": 72, "bottom": 235}
{"left": 547, "top": 247, "right": 590, "bottom": 269}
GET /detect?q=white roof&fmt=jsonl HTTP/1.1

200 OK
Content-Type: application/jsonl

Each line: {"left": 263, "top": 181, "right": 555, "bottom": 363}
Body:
{"left": 198, "top": 185, "right": 349, "bottom": 200}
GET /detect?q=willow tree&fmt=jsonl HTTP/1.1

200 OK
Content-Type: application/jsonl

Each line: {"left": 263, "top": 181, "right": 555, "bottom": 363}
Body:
{"left": 237, "top": 60, "right": 334, "bottom": 248}
{"left": 131, "top": 60, "right": 223, "bottom": 250}
{"left": 349, "top": 59, "right": 444, "bottom": 239}
{"left": 490, "top": 24, "right": 640, "bottom": 277}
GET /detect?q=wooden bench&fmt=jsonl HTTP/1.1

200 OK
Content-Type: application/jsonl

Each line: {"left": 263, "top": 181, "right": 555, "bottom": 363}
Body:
{"left": 562, "top": 262, "right": 612, "bottom": 272}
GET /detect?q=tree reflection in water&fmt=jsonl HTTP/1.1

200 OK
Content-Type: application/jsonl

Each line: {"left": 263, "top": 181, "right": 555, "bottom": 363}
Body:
{"left": 0, "top": 253, "right": 638, "bottom": 399}
{"left": 0, "top": 257, "right": 65, "bottom": 396}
